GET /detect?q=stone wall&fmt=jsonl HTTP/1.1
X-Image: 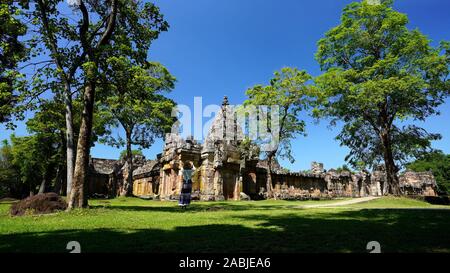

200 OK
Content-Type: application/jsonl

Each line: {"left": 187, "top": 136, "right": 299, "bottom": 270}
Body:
{"left": 400, "top": 171, "right": 437, "bottom": 197}
{"left": 88, "top": 152, "right": 438, "bottom": 200}
{"left": 133, "top": 177, "right": 158, "bottom": 197}
{"left": 272, "top": 172, "right": 327, "bottom": 200}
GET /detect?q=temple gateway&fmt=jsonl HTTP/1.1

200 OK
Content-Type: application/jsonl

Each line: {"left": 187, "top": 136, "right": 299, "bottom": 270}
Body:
{"left": 88, "top": 97, "right": 438, "bottom": 200}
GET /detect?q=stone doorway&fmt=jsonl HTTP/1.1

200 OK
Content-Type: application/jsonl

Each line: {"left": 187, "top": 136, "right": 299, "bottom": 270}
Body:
{"left": 222, "top": 170, "right": 238, "bottom": 200}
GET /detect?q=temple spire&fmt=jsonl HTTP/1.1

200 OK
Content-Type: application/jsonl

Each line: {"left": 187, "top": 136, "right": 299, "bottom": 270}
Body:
{"left": 222, "top": 96, "right": 229, "bottom": 106}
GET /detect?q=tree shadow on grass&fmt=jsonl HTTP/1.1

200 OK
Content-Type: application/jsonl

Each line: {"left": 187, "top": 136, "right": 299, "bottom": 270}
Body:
{"left": 89, "top": 202, "right": 296, "bottom": 213}
{"left": 1, "top": 209, "right": 449, "bottom": 253}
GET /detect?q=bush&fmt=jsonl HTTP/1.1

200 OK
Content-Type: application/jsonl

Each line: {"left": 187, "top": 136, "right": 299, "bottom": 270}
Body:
{"left": 10, "top": 192, "right": 67, "bottom": 216}
{"left": 407, "top": 152, "right": 450, "bottom": 194}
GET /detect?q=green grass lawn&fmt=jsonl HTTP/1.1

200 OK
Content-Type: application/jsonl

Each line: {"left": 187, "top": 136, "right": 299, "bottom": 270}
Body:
{"left": 0, "top": 197, "right": 449, "bottom": 253}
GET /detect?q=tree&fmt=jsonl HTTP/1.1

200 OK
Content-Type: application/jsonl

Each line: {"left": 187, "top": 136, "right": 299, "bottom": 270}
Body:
{"left": 7, "top": 97, "right": 109, "bottom": 197}
{"left": 26, "top": 0, "right": 89, "bottom": 197}
{"left": 0, "top": 1, "right": 27, "bottom": 123}
{"left": 10, "top": 133, "right": 59, "bottom": 197}
{"left": 335, "top": 164, "right": 353, "bottom": 173}
{"left": 0, "top": 140, "right": 19, "bottom": 198}
{"left": 243, "top": 67, "right": 312, "bottom": 198}
{"left": 407, "top": 151, "right": 450, "bottom": 194}
{"left": 68, "top": 0, "right": 169, "bottom": 209}
{"left": 315, "top": 0, "right": 449, "bottom": 195}
{"left": 99, "top": 56, "right": 175, "bottom": 196}
{"left": 26, "top": 99, "right": 66, "bottom": 194}
{"left": 119, "top": 150, "right": 143, "bottom": 161}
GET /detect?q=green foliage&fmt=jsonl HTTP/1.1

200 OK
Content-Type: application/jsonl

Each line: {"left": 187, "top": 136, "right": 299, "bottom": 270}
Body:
{"left": 0, "top": 1, "right": 28, "bottom": 124}
{"left": 1, "top": 1, "right": 171, "bottom": 200}
{"left": 314, "top": 0, "right": 449, "bottom": 170}
{"left": 243, "top": 67, "right": 313, "bottom": 163}
{"left": 10, "top": 0, "right": 170, "bottom": 126}
{"left": 335, "top": 164, "right": 353, "bottom": 173}
{"left": 98, "top": 56, "right": 176, "bottom": 150}
{"left": 9, "top": 0, "right": 87, "bottom": 125}
{"left": 9, "top": 133, "right": 59, "bottom": 195}
{"left": 406, "top": 151, "right": 450, "bottom": 194}
{"left": 105, "top": 0, "right": 169, "bottom": 64}
{"left": 238, "top": 138, "right": 260, "bottom": 161}
{"left": 119, "top": 150, "right": 143, "bottom": 161}
{"left": 0, "top": 97, "right": 109, "bottom": 198}
{"left": 0, "top": 140, "right": 19, "bottom": 197}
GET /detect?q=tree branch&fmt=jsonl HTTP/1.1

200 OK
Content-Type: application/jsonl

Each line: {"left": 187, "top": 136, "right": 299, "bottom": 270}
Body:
{"left": 36, "top": 0, "right": 68, "bottom": 82}
{"left": 78, "top": 0, "right": 92, "bottom": 59}
{"left": 18, "top": 60, "right": 53, "bottom": 71}
{"left": 96, "top": 0, "right": 118, "bottom": 49}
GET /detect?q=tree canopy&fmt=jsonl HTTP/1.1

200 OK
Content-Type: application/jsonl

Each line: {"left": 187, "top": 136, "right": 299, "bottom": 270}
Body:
{"left": 0, "top": 1, "right": 27, "bottom": 124}
{"left": 0, "top": 140, "right": 18, "bottom": 198}
{"left": 314, "top": 0, "right": 449, "bottom": 194}
{"left": 98, "top": 56, "right": 176, "bottom": 196}
{"left": 119, "top": 149, "right": 143, "bottom": 161}
{"left": 99, "top": 56, "right": 176, "bottom": 151}
{"left": 407, "top": 151, "right": 450, "bottom": 194}
{"left": 243, "top": 67, "right": 313, "bottom": 196}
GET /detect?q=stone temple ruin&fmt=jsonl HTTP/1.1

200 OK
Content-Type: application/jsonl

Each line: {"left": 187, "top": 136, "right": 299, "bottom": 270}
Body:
{"left": 88, "top": 97, "right": 438, "bottom": 200}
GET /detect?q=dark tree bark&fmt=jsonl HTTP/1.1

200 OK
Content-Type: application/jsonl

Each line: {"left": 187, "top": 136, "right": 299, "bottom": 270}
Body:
{"left": 264, "top": 108, "right": 287, "bottom": 200}
{"left": 380, "top": 131, "right": 401, "bottom": 195}
{"left": 265, "top": 152, "right": 275, "bottom": 199}
{"left": 121, "top": 129, "right": 134, "bottom": 196}
{"left": 68, "top": 0, "right": 118, "bottom": 209}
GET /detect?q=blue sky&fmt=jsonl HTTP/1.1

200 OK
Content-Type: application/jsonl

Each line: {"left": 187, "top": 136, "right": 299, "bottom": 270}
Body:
{"left": 1, "top": 0, "right": 449, "bottom": 172}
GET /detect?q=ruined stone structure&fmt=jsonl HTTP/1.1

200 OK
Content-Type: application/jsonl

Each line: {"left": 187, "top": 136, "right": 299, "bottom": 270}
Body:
{"left": 87, "top": 155, "right": 152, "bottom": 198}
{"left": 88, "top": 97, "right": 438, "bottom": 200}
{"left": 157, "top": 97, "right": 246, "bottom": 201}
{"left": 88, "top": 158, "right": 121, "bottom": 198}
{"left": 132, "top": 159, "right": 160, "bottom": 197}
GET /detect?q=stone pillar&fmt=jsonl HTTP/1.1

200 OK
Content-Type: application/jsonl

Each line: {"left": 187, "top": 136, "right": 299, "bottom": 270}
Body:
{"left": 213, "top": 169, "right": 225, "bottom": 201}
{"left": 235, "top": 175, "right": 243, "bottom": 200}
{"left": 200, "top": 154, "right": 216, "bottom": 201}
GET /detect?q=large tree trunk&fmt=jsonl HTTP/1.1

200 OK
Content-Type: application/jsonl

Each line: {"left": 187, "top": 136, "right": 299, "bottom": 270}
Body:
{"left": 381, "top": 131, "right": 401, "bottom": 195}
{"left": 64, "top": 82, "right": 75, "bottom": 197}
{"left": 68, "top": 81, "right": 95, "bottom": 209}
{"left": 67, "top": 0, "right": 117, "bottom": 209}
{"left": 120, "top": 130, "right": 133, "bottom": 197}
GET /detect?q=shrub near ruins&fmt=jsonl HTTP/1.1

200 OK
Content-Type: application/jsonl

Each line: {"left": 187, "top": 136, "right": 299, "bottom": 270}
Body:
{"left": 10, "top": 193, "right": 67, "bottom": 216}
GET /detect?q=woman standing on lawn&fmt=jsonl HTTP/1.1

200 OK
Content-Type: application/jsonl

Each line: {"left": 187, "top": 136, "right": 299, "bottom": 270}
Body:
{"left": 179, "top": 161, "right": 195, "bottom": 209}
